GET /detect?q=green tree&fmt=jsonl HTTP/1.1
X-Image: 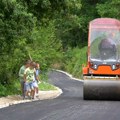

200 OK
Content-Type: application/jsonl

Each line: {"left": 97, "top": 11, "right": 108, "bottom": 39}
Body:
{"left": 1, "top": 0, "right": 120, "bottom": 90}
{"left": 55, "top": 0, "right": 83, "bottom": 49}
{"left": 97, "top": 0, "right": 120, "bottom": 19}
{"left": 0, "top": 0, "right": 35, "bottom": 85}
{"left": 26, "top": 21, "right": 62, "bottom": 70}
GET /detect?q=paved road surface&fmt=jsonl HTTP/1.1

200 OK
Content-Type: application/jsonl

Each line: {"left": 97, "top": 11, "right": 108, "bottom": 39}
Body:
{"left": 0, "top": 71, "right": 120, "bottom": 120}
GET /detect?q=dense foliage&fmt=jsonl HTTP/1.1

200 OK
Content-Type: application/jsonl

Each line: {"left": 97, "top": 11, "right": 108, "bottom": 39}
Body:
{"left": 0, "top": 0, "right": 120, "bottom": 95}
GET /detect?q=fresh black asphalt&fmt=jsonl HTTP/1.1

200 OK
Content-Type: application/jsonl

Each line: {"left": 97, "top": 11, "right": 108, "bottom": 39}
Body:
{"left": 0, "top": 71, "right": 120, "bottom": 120}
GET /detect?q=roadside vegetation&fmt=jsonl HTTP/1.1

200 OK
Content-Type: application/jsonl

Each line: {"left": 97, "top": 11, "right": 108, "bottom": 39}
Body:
{"left": 0, "top": 0, "right": 120, "bottom": 96}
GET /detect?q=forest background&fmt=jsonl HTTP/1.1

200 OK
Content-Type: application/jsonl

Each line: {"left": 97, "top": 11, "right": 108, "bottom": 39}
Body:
{"left": 0, "top": 0, "right": 120, "bottom": 96}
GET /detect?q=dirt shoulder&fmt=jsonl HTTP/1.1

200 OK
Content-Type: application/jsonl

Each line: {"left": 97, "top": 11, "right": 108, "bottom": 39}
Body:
{"left": 0, "top": 87, "right": 62, "bottom": 109}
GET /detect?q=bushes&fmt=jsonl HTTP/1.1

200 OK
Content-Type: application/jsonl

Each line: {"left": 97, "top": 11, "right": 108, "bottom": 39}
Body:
{"left": 0, "top": 84, "right": 7, "bottom": 96}
{"left": 0, "top": 21, "right": 62, "bottom": 96}
{"left": 0, "top": 80, "right": 21, "bottom": 97}
{"left": 27, "top": 21, "right": 62, "bottom": 70}
{"left": 50, "top": 46, "right": 88, "bottom": 78}
{"left": 63, "top": 47, "right": 87, "bottom": 78}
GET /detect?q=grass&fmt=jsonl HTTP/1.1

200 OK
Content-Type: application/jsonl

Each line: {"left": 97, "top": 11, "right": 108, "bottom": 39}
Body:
{"left": 0, "top": 79, "right": 57, "bottom": 97}
{"left": 38, "top": 82, "right": 57, "bottom": 91}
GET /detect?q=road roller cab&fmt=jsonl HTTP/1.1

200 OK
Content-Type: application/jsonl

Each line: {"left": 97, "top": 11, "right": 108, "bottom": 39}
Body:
{"left": 83, "top": 18, "right": 120, "bottom": 100}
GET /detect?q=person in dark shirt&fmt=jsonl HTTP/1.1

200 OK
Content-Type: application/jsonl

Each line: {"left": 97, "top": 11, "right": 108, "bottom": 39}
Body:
{"left": 99, "top": 38, "right": 116, "bottom": 60}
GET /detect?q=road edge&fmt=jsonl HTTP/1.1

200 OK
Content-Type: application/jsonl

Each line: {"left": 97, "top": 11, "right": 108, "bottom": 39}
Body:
{"left": 53, "top": 69, "right": 83, "bottom": 82}
{"left": 0, "top": 87, "right": 63, "bottom": 109}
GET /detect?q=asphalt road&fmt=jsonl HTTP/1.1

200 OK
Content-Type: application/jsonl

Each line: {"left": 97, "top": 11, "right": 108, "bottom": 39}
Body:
{"left": 0, "top": 71, "right": 120, "bottom": 120}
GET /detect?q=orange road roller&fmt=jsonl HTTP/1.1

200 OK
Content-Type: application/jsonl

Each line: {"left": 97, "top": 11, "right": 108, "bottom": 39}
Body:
{"left": 82, "top": 18, "right": 120, "bottom": 100}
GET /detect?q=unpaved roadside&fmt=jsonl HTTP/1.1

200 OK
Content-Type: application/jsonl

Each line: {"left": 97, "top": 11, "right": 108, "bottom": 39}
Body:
{"left": 0, "top": 87, "right": 62, "bottom": 109}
